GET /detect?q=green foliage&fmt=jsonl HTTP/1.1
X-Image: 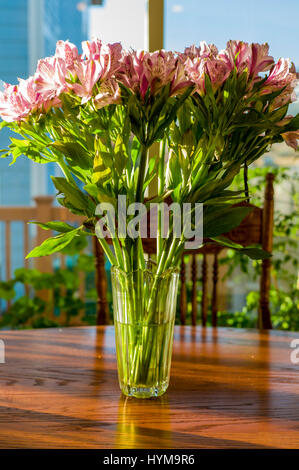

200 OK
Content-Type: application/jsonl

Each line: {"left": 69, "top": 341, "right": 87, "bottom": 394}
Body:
{"left": 0, "top": 255, "right": 98, "bottom": 329}
{"left": 26, "top": 228, "right": 82, "bottom": 258}
{"left": 218, "top": 166, "right": 299, "bottom": 331}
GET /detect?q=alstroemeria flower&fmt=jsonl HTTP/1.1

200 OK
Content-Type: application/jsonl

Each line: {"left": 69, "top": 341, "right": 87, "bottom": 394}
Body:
{"left": 248, "top": 43, "right": 274, "bottom": 77}
{"left": 117, "top": 50, "right": 149, "bottom": 99}
{"left": 18, "top": 77, "right": 40, "bottom": 110}
{"left": 185, "top": 55, "right": 230, "bottom": 95}
{"left": 184, "top": 57, "right": 206, "bottom": 94}
{"left": 35, "top": 56, "right": 69, "bottom": 101}
{"left": 118, "top": 49, "right": 180, "bottom": 99}
{"left": 219, "top": 40, "right": 251, "bottom": 73}
{"left": 281, "top": 129, "right": 299, "bottom": 150}
{"left": 19, "top": 76, "right": 61, "bottom": 113}
{"left": 170, "top": 61, "right": 192, "bottom": 96}
{"left": 275, "top": 115, "right": 299, "bottom": 150}
{"left": 82, "top": 39, "right": 122, "bottom": 78}
{"left": 205, "top": 58, "right": 231, "bottom": 90}
{"left": 143, "top": 50, "right": 177, "bottom": 94}
{"left": 179, "top": 41, "right": 218, "bottom": 62}
{"left": 94, "top": 78, "right": 121, "bottom": 109}
{"left": 199, "top": 41, "right": 219, "bottom": 59}
{"left": 0, "top": 83, "right": 30, "bottom": 122}
{"left": 264, "top": 58, "right": 296, "bottom": 88}
{"left": 55, "top": 40, "right": 79, "bottom": 67}
{"left": 71, "top": 60, "right": 104, "bottom": 103}
{"left": 261, "top": 58, "right": 298, "bottom": 108}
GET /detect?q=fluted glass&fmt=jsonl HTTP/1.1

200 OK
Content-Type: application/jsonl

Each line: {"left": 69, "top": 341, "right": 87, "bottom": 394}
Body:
{"left": 111, "top": 263, "right": 179, "bottom": 398}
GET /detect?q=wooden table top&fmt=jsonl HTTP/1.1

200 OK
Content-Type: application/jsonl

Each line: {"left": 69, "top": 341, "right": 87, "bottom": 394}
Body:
{"left": 0, "top": 325, "right": 298, "bottom": 449}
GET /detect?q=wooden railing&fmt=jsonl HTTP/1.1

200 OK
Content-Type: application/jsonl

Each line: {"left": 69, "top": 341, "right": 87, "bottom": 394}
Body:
{"left": 0, "top": 195, "right": 83, "bottom": 278}
{"left": 0, "top": 195, "right": 109, "bottom": 325}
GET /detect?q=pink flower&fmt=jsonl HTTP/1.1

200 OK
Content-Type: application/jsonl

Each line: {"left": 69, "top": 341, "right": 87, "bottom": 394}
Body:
{"left": 34, "top": 56, "right": 69, "bottom": 101}
{"left": 199, "top": 41, "right": 219, "bottom": 59}
{"left": 143, "top": 50, "right": 177, "bottom": 94}
{"left": 281, "top": 130, "right": 299, "bottom": 150}
{"left": 170, "top": 61, "right": 192, "bottom": 96}
{"left": 261, "top": 58, "right": 298, "bottom": 107}
{"left": 184, "top": 57, "right": 206, "bottom": 94}
{"left": 118, "top": 49, "right": 178, "bottom": 99}
{"left": 276, "top": 115, "right": 299, "bottom": 150}
{"left": 180, "top": 44, "right": 201, "bottom": 61}
{"left": 71, "top": 60, "right": 103, "bottom": 103}
{"left": 179, "top": 41, "right": 218, "bottom": 61}
{"left": 248, "top": 43, "right": 274, "bottom": 77}
{"left": 18, "top": 77, "right": 41, "bottom": 110}
{"left": 117, "top": 50, "right": 148, "bottom": 99}
{"left": 94, "top": 79, "right": 121, "bottom": 109}
{"left": 82, "top": 38, "right": 103, "bottom": 60}
{"left": 185, "top": 55, "right": 230, "bottom": 95}
{"left": 205, "top": 58, "right": 231, "bottom": 90}
{"left": 0, "top": 83, "right": 30, "bottom": 122}
{"left": 82, "top": 39, "right": 122, "bottom": 77}
{"left": 19, "top": 76, "right": 61, "bottom": 113}
{"left": 263, "top": 58, "right": 297, "bottom": 89}
{"left": 0, "top": 75, "right": 63, "bottom": 122}
{"left": 55, "top": 40, "right": 79, "bottom": 67}
{"left": 219, "top": 40, "right": 251, "bottom": 73}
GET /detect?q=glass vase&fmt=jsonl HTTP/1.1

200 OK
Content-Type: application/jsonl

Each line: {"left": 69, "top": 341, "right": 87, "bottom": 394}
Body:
{"left": 111, "top": 263, "right": 179, "bottom": 398}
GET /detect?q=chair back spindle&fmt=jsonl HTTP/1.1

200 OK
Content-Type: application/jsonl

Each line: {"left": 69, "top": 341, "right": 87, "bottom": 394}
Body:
{"left": 179, "top": 257, "right": 187, "bottom": 325}
{"left": 211, "top": 253, "right": 219, "bottom": 327}
{"left": 201, "top": 253, "right": 208, "bottom": 326}
{"left": 191, "top": 254, "right": 197, "bottom": 326}
{"left": 258, "top": 173, "right": 275, "bottom": 329}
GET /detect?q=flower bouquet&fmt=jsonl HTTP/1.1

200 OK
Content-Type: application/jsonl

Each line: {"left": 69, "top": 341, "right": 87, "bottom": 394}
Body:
{"left": 1, "top": 38, "right": 298, "bottom": 397}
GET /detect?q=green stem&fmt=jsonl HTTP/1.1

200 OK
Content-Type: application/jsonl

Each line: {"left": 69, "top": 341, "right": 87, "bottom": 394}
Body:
{"left": 133, "top": 144, "right": 148, "bottom": 273}
{"left": 95, "top": 235, "right": 117, "bottom": 266}
{"left": 136, "top": 144, "right": 148, "bottom": 203}
{"left": 157, "top": 138, "right": 166, "bottom": 259}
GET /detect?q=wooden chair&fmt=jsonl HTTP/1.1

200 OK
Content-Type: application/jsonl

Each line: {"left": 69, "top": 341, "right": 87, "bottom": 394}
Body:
{"left": 179, "top": 173, "right": 275, "bottom": 329}
{"left": 94, "top": 173, "right": 275, "bottom": 329}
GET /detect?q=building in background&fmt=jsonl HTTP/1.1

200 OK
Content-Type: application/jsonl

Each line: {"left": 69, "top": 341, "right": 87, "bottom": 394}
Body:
{"left": 88, "top": 0, "right": 146, "bottom": 50}
{"left": 0, "top": 0, "right": 88, "bottom": 206}
{"left": 0, "top": 0, "right": 88, "bottom": 280}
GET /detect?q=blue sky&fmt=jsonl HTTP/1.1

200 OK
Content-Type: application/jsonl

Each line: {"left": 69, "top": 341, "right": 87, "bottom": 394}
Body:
{"left": 165, "top": 0, "right": 299, "bottom": 67}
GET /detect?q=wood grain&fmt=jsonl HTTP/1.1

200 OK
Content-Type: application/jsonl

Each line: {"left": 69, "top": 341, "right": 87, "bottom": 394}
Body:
{"left": 0, "top": 326, "right": 298, "bottom": 449}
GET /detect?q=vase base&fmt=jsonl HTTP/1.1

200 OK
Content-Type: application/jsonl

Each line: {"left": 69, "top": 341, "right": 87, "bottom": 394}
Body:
{"left": 120, "top": 380, "right": 169, "bottom": 398}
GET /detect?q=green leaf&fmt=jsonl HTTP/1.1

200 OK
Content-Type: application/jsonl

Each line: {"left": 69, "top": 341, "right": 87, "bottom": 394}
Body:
{"left": 83, "top": 183, "right": 99, "bottom": 199}
{"left": 30, "top": 221, "right": 78, "bottom": 233}
{"left": 51, "top": 141, "right": 91, "bottom": 170}
{"left": 92, "top": 141, "right": 112, "bottom": 184}
{"left": 127, "top": 94, "right": 144, "bottom": 143}
{"left": 52, "top": 177, "right": 94, "bottom": 215}
{"left": 10, "top": 138, "right": 50, "bottom": 164}
{"left": 166, "top": 150, "right": 182, "bottom": 189}
{"left": 0, "top": 121, "right": 9, "bottom": 130}
{"left": 114, "top": 134, "right": 128, "bottom": 176}
{"left": 26, "top": 229, "right": 80, "bottom": 258}
{"left": 60, "top": 233, "right": 88, "bottom": 255}
{"left": 0, "top": 281, "right": 16, "bottom": 301}
{"left": 210, "top": 236, "right": 271, "bottom": 259}
{"left": 240, "top": 246, "right": 271, "bottom": 260}
{"left": 152, "top": 87, "right": 193, "bottom": 144}
{"left": 203, "top": 206, "right": 253, "bottom": 238}
{"left": 84, "top": 183, "right": 116, "bottom": 206}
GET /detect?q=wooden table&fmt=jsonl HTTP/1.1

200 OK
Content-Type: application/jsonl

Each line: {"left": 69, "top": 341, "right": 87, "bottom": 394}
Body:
{"left": 0, "top": 326, "right": 298, "bottom": 449}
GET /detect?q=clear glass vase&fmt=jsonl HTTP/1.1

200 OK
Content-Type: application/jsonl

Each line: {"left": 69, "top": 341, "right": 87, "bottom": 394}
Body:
{"left": 111, "top": 263, "right": 179, "bottom": 398}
